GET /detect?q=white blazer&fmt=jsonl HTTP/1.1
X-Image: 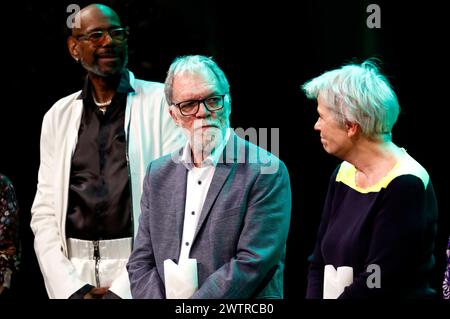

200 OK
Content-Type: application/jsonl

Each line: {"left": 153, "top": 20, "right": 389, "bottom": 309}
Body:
{"left": 30, "top": 71, "right": 185, "bottom": 299}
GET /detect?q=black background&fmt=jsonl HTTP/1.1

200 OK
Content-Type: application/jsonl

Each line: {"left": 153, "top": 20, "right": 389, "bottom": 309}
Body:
{"left": 1, "top": 0, "right": 449, "bottom": 302}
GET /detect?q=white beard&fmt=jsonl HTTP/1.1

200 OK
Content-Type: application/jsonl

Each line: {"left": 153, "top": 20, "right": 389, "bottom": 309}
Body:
{"left": 187, "top": 120, "right": 226, "bottom": 164}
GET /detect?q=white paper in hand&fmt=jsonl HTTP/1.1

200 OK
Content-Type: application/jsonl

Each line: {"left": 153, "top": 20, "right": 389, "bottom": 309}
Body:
{"left": 164, "top": 258, "right": 198, "bottom": 299}
{"left": 323, "top": 264, "right": 353, "bottom": 299}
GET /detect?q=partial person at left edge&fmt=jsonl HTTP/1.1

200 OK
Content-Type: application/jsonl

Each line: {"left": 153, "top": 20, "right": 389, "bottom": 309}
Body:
{"left": 443, "top": 236, "right": 450, "bottom": 299}
{"left": 30, "top": 3, "right": 184, "bottom": 299}
{"left": 0, "top": 173, "right": 20, "bottom": 299}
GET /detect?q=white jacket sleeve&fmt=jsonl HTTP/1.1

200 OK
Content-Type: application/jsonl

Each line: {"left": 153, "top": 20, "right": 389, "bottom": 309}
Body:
{"left": 30, "top": 111, "right": 87, "bottom": 299}
{"left": 159, "top": 95, "right": 186, "bottom": 155}
{"left": 108, "top": 86, "right": 183, "bottom": 299}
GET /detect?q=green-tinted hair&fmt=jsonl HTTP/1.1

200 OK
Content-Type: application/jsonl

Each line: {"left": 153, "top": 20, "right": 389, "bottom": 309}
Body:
{"left": 302, "top": 59, "right": 400, "bottom": 139}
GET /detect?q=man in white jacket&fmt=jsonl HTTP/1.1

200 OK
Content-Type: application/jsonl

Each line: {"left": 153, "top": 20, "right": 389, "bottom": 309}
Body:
{"left": 30, "top": 3, "right": 184, "bottom": 299}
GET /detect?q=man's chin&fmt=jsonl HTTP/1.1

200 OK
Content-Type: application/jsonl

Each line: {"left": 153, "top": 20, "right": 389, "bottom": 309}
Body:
{"left": 99, "top": 68, "right": 123, "bottom": 77}
{"left": 94, "top": 62, "right": 125, "bottom": 77}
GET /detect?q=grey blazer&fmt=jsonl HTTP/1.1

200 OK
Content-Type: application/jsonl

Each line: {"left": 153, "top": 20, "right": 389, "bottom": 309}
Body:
{"left": 127, "top": 133, "right": 291, "bottom": 298}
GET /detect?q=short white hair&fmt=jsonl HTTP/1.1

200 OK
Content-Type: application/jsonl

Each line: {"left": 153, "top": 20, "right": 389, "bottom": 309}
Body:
{"left": 164, "top": 55, "right": 230, "bottom": 105}
{"left": 302, "top": 59, "right": 400, "bottom": 139}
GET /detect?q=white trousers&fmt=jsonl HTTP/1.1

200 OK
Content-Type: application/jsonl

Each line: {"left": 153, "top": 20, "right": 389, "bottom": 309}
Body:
{"left": 67, "top": 237, "right": 132, "bottom": 288}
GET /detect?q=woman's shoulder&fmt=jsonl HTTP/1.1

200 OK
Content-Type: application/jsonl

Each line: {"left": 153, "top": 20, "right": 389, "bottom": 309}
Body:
{"left": 393, "top": 149, "right": 430, "bottom": 189}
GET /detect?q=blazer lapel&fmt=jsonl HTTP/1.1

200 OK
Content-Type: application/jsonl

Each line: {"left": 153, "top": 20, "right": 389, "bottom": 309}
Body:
{"left": 192, "top": 132, "right": 241, "bottom": 241}
{"left": 193, "top": 163, "right": 233, "bottom": 241}
{"left": 171, "top": 161, "right": 188, "bottom": 260}
{"left": 68, "top": 99, "right": 84, "bottom": 156}
{"left": 61, "top": 98, "right": 84, "bottom": 251}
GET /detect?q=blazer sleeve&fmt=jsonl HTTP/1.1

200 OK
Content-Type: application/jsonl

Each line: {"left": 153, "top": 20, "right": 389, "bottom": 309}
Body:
{"left": 127, "top": 163, "right": 165, "bottom": 299}
{"left": 191, "top": 160, "right": 292, "bottom": 298}
{"left": 30, "top": 110, "right": 87, "bottom": 298}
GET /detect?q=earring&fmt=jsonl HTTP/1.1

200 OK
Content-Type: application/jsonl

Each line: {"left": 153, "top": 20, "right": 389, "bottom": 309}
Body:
{"left": 74, "top": 57, "right": 79, "bottom": 62}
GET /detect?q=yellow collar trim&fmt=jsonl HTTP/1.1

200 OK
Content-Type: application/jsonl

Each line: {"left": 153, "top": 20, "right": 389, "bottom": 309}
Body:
{"left": 335, "top": 149, "right": 429, "bottom": 193}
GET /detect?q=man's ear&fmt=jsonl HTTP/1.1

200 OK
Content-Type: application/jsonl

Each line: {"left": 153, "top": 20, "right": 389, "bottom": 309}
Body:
{"left": 67, "top": 36, "right": 80, "bottom": 62}
{"left": 169, "top": 106, "right": 180, "bottom": 126}
{"left": 346, "top": 122, "right": 359, "bottom": 137}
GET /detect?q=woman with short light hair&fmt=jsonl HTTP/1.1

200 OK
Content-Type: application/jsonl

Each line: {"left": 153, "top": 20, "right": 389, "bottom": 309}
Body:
{"left": 303, "top": 59, "right": 438, "bottom": 298}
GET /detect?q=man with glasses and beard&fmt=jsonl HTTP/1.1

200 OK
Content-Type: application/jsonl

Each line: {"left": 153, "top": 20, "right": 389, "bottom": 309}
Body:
{"left": 31, "top": 4, "right": 184, "bottom": 299}
{"left": 127, "top": 55, "right": 291, "bottom": 299}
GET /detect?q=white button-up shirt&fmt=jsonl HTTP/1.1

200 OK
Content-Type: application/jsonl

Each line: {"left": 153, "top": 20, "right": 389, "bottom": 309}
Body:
{"left": 178, "top": 129, "right": 231, "bottom": 262}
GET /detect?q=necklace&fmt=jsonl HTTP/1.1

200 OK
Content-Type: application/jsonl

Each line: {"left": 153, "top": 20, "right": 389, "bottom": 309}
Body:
{"left": 92, "top": 93, "right": 112, "bottom": 114}
{"left": 93, "top": 98, "right": 111, "bottom": 114}
{"left": 93, "top": 97, "right": 112, "bottom": 107}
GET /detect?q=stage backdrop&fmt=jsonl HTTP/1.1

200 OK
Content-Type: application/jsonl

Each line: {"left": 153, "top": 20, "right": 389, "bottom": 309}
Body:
{"left": 1, "top": 0, "right": 448, "bottom": 299}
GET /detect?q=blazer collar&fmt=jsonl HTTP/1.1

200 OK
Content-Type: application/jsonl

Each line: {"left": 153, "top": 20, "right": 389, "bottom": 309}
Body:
{"left": 193, "top": 131, "right": 246, "bottom": 241}
{"left": 193, "top": 162, "right": 232, "bottom": 241}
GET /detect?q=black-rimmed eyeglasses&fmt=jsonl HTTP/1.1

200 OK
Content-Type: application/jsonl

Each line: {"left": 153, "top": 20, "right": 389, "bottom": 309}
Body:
{"left": 76, "top": 27, "right": 129, "bottom": 44}
{"left": 174, "top": 95, "right": 226, "bottom": 116}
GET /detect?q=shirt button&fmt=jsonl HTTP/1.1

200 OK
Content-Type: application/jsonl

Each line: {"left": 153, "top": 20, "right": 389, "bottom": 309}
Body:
{"left": 185, "top": 242, "right": 190, "bottom": 246}
{"left": 191, "top": 211, "right": 195, "bottom": 215}
{"left": 198, "top": 180, "right": 202, "bottom": 185}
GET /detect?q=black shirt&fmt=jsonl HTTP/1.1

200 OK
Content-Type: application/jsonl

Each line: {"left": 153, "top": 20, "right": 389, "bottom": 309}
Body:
{"left": 306, "top": 156, "right": 438, "bottom": 298}
{"left": 66, "top": 71, "right": 135, "bottom": 240}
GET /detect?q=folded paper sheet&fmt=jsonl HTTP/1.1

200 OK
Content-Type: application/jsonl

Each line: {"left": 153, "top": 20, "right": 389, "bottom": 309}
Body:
{"left": 323, "top": 265, "right": 353, "bottom": 299}
{"left": 164, "top": 258, "right": 198, "bottom": 299}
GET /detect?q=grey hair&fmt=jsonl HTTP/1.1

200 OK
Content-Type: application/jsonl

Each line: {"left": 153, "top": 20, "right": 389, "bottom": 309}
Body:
{"left": 164, "top": 55, "right": 230, "bottom": 105}
{"left": 302, "top": 59, "right": 400, "bottom": 139}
